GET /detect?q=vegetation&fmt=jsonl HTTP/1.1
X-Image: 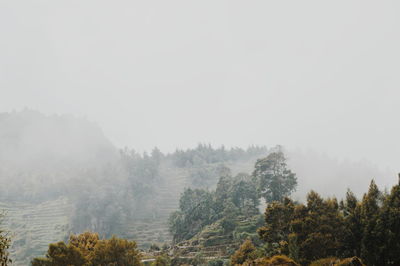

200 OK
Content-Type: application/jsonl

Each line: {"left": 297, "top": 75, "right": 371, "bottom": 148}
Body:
{"left": 2, "top": 111, "right": 400, "bottom": 265}
{"left": 31, "top": 232, "right": 141, "bottom": 266}
{"left": 252, "top": 148, "right": 297, "bottom": 203}
{"left": 0, "top": 111, "right": 270, "bottom": 264}
{"left": 0, "top": 212, "right": 11, "bottom": 266}
{"left": 169, "top": 151, "right": 291, "bottom": 243}
{"left": 253, "top": 178, "right": 400, "bottom": 265}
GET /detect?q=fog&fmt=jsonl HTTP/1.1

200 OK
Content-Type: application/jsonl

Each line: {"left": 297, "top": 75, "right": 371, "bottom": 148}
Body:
{"left": 2, "top": 3, "right": 400, "bottom": 263}
{"left": 1, "top": 1, "right": 399, "bottom": 173}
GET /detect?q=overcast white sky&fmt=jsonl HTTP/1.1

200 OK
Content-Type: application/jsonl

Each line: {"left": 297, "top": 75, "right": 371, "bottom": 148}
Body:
{"left": 1, "top": 1, "right": 399, "bottom": 171}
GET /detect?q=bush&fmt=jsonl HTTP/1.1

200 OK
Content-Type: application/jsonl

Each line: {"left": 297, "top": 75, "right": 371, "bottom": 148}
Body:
{"left": 208, "top": 258, "right": 225, "bottom": 266}
{"left": 310, "top": 257, "right": 339, "bottom": 266}
{"left": 310, "top": 257, "right": 365, "bottom": 266}
{"left": 336, "top": 257, "right": 365, "bottom": 266}
{"left": 244, "top": 255, "right": 299, "bottom": 266}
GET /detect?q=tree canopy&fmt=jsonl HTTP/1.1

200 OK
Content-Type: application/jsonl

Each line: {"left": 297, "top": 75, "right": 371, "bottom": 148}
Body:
{"left": 252, "top": 150, "right": 297, "bottom": 203}
{"left": 31, "top": 232, "right": 141, "bottom": 266}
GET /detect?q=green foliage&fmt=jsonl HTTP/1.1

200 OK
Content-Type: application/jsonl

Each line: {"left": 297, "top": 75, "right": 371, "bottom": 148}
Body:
{"left": 169, "top": 188, "right": 216, "bottom": 242}
{"left": 252, "top": 149, "right": 297, "bottom": 203}
{"left": 258, "top": 192, "right": 346, "bottom": 264}
{"left": 340, "top": 190, "right": 362, "bottom": 258}
{"left": 359, "top": 180, "right": 384, "bottom": 266}
{"left": 172, "top": 144, "right": 268, "bottom": 168}
{"left": 149, "top": 243, "right": 160, "bottom": 251}
{"left": 258, "top": 198, "right": 295, "bottom": 245}
{"left": 253, "top": 177, "right": 400, "bottom": 265}
{"left": 169, "top": 169, "right": 262, "bottom": 242}
{"left": 380, "top": 178, "right": 400, "bottom": 265}
{"left": 293, "top": 192, "right": 345, "bottom": 264}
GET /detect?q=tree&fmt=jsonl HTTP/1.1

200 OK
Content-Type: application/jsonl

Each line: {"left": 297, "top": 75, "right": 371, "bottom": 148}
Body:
{"left": 0, "top": 211, "right": 11, "bottom": 266}
{"left": 221, "top": 201, "right": 240, "bottom": 233}
{"left": 169, "top": 188, "right": 216, "bottom": 242}
{"left": 258, "top": 197, "right": 295, "bottom": 250}
{"left": 69, "top": 231, "right": 99, "bottom": 260}
{"left": 252, "top": 150, "right": 297, "bottom": 203}
{"left": 230, "top": 174, "right": 260, "bottom": 213}
{"left": 32, "top": 233, "right": 141, "bottom": 266}
{"left": 380, "top": 176, "right": 400, "bottom": 265}
{"left": 31, "top": 241, "right": 86, "bottom": 266}
{"left": 90, "top": 236, "right": 141, "bottom": 266}
{"left": 291, "top": 191, "right": 345, "bottom": 264}
{"left": 340, "top": 190, "right": 362, "bottom": 258}
{"left": 360, "top": 180, "right": 384, "bottom": 265}
{"left": 257, "top": 191, "right": 347, "bottom": 264}
{"left": 231, "top": 239, "right": 258, "bottom": 265}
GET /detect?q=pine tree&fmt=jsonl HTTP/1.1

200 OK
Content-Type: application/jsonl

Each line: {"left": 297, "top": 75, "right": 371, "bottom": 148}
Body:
{"left": 360, "top": 180, "right": 383, "bottom": 265}
{"left": 290, "top": 191, "right": 345, "bottom": 265}
{"left": 258, "top": 198, "right": 295, "bottom": 245}
{"left": 340, "top": 190, "right": 362, "bottom": 258}
{"left": 380, "top": 175, "right": 400, "bottom": 265}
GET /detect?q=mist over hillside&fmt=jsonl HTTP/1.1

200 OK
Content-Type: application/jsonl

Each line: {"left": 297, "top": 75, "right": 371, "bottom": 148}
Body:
{"left": 0, "top": 109, "right": 117, "bottom": 168}
{"left": 0, "top": 110, "right": 118, "bottom": 203}
{"left": 0, "top": 110, "right": 392, "bottom": 265}
{"left": 1, "top": 1, "right": 399, "bottom": 264}
{"left": 0, "top": 110, "right": 389, "bottom": 201}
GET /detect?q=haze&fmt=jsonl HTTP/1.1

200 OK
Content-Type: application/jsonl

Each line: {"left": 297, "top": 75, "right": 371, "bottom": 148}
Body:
{"left": 1, "top": 0, "right": 399, "bottom": 172}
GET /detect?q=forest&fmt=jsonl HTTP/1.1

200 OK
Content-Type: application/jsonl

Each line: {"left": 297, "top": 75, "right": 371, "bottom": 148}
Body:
{"left": 0, "top": 111, "right": 398, "bottom": 266}
{"left": 2, "top": 148, "right": 399, "bottom": 265}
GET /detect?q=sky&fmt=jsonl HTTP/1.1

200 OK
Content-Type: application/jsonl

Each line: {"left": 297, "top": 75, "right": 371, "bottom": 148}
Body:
{"left": 1, "top": 0, "right": 399, "bottom": 171}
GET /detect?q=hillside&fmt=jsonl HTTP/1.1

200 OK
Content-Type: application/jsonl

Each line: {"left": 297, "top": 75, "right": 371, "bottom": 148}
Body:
{"left": 0, "top": 110, "right": 270, "bottom": 264}
{"left": 0, "top": 198, "right": 72, "bottom": 266}
{"left": 0, "top": 110, "right": 389, "bottom": 265}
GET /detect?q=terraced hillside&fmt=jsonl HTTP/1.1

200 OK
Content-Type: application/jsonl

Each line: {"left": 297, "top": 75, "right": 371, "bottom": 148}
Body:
{"left": 121, "top": 159, "right": 259, "bottom": 249}
{"left": 122, "top": 168, "right": 189, "bottom": 246}
{"left": 0, "top": 198, "right": 72, "bottom": 265}
{"left": 172, "top": 215, "right": 264, "bottom": 264}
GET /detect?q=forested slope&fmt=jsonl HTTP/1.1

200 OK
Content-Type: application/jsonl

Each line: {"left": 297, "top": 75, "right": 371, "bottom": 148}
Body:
{"left": 0, "top": 110, "right": 388, "bottom": 265}
{"left": 0, "top": 110, "right": 269, "bottom": 264}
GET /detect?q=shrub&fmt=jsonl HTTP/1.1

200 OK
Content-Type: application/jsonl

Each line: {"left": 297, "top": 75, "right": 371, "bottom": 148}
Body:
{"left": 310, "top": 257, "right": 339, "bottom": 266}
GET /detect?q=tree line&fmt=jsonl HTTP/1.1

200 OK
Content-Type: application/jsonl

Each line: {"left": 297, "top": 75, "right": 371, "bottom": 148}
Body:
{"left": 251, "top": 178, "right": 400, "bottom": 265}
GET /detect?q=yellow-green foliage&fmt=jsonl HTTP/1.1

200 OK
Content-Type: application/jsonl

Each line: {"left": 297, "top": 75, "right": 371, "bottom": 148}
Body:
{"left": 231, "top": 239, "right": 257, "bottom": 265}
{"left": 310, "top": 257, "right": 339, "bottom": 266}
{"left": 69, "top": 231, "right": 99, "bottom": 259}
{"left": 31, "top": 232, "right": 142, "bottom": 266}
